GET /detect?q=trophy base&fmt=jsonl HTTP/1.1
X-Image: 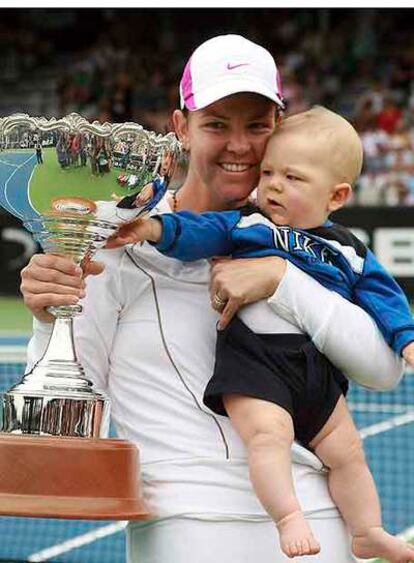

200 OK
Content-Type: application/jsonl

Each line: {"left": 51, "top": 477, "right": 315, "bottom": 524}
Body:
{"left": 0, "top": 433, "right": 152, "bottom": 520}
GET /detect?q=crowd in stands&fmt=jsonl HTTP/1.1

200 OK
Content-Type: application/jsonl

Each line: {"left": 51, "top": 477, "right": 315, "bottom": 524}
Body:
{"left": 1, "top": 8, "right": 413, "bottom": 206}
{"left": 353, "top": 95, "right": 414, "bottom": 205}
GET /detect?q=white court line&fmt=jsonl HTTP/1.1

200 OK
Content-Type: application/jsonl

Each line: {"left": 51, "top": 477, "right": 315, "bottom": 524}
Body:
{"left": 359, "top": 411, "right": 414, "bottom": 439}
{"left": 349, "top": 402, "right": 411, "bottom": 414}
{"left": 347, "top": 412, "right": 414, "bottom": 563}
{"left": 27, "top": 521, "right": 128, "bottom": 562}
{"left": 398, "top": 525, "right": 414, "bottom": 542}
{"left": 0, "top": 158, "right": 19, "bottom": 168}
{"left": 4, "top": 153, "right": 36, "bottom": 219}
{"left": 25, "top": 409, "right": 414, "bottom": 561}
{"left": 0, "top": 345, "right": 28, "bottom": 363}
{"left": 27, "top": 164, "right": 37, "bottom": 215}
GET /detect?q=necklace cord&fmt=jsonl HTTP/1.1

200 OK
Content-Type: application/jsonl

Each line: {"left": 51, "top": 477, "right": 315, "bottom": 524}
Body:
{"left": 172, "top": 189, "right": 179, "bottom": 212}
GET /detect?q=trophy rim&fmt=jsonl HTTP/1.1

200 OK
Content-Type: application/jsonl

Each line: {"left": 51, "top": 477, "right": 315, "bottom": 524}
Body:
{"left": 0, "top": 494, "right": 152, "bottom": 520}
{"left": 0, "top": 111, "right": 181, "bottom": 148}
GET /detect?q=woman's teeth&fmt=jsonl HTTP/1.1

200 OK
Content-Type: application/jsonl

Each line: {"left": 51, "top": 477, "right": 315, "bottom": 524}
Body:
{"left": 220, "top": 163, "right": 250, "bottom": 172}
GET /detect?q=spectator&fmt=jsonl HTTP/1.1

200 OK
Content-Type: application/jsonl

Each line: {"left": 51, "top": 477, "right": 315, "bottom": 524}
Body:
{"left": 35, "top": 142, "right": 43, "bottom": 165}
{"left": 1, "top": 9, "right": 414, "bottom": 206}
{"left": 377, "top": 97, "right": 403, "bottom": 134}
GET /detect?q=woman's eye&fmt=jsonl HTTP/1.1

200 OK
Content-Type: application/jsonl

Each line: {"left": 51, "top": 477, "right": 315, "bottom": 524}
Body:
{"left": 250, "top": 122, "right": 271, "bottom": 131}
{"left": 205, "top": 121, "right": 225, "bottom": 129}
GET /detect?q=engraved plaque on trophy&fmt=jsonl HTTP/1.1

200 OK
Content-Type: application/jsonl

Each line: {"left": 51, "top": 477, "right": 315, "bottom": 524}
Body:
{"left": 0, "top": 113, "right": 180, "bottom": 519}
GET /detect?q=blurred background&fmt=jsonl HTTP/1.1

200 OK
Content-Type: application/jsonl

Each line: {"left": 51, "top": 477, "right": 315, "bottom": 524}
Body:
{"left": 1, "top": 8, "right": 414, "bottom": 206}
{"left": 1, "top": 7, "right": 414, "bottom": 304}
{"left": 0, "top": 7, "right": 413, "bottom": 563}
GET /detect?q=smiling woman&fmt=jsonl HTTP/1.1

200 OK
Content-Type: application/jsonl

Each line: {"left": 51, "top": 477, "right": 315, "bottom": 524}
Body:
{"left": 171, "top": 34, "right": 285, "bottom": 214}
{"left": 172, "top": 93, "right": 277, "bottom": 212}
{"left": 20, "top": 33, "right": 404, "bottom": 563}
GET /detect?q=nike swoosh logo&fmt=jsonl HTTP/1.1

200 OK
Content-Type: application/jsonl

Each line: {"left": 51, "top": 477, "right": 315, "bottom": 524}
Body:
{"left": 227, "top": 63, "right": 250, "bottom": 70}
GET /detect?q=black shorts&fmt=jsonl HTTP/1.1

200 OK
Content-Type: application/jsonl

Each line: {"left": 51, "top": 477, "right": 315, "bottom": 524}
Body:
{"left": 203, "top": 317, "right": 348, "bottom": 446}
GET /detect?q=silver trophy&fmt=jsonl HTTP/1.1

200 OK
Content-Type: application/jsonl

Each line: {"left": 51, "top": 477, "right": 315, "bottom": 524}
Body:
{"left": 0, "top": 113, "right": 180, "bottom": 519}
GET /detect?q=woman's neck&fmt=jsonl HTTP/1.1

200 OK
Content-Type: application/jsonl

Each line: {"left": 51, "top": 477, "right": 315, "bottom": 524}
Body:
{"left": 168, "top": 166, "right": 252, "bottom": 212}
{"left": 168, "top": 173, "right": 219, "bottom": 213}
{"left": 172, "top": 186, "right": 209, "bottom": 212}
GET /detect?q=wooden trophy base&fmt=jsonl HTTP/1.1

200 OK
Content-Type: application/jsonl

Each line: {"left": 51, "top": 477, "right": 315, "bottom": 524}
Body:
{"left": 0, "top": 433, "right": 152, "bottom": 520}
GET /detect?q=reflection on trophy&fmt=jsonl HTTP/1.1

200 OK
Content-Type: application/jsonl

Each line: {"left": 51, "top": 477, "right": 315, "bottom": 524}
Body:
{"left": 0, "top": 113, "right": 180, "bottom": 519}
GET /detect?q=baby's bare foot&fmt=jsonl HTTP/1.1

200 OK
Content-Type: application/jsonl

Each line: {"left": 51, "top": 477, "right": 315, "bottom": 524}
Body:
{"left": 277, "top": 511, "right": 320, "bottom": 558}
{"left": 352, "top": 527, "right": 414, "bottom": 562}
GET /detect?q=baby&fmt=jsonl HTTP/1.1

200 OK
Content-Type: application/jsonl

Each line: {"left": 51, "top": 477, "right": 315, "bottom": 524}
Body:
{"left": 108, "top": 107, "right": 414, "bottom": 561}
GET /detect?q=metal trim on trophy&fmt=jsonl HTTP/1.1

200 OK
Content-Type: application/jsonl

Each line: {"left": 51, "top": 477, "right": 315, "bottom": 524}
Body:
{"left": 0, "top": 113, "right": 181, "bottom": 519}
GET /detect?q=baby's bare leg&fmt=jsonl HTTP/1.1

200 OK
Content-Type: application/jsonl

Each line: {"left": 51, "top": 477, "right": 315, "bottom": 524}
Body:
{"left": 224, "top": 394, "right": 320, "bottom": 558}
{"left": 310, "top": 396, "right": 414, "bottom": 562}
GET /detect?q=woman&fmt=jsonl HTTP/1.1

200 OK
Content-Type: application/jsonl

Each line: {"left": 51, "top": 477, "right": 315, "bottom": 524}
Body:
{"left": 22, "top": 35, "right": 402, "bottom": 563}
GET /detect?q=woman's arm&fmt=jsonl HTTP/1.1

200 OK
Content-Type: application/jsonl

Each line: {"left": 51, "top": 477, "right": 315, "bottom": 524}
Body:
{"left": 270, "top": 262, "right": 404, "bottom": 390}
{"left": 26, "top": 317, "right": 54, "bottom": 373}
{"left": 210, "top": 258, "right": 404, "bottom": 390}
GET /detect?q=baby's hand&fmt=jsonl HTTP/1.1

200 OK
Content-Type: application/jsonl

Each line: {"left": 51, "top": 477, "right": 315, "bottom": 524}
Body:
{"left": 402, "top": 342, "right": 414, "bottom": 369}
{"left": 105, "top": 217, "right": 162, "bottom": 249}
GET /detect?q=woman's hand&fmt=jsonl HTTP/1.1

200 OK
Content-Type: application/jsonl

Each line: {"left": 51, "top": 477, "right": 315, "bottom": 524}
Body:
{"left": 209, "top": 256, "right": 287, "bottom": 329}
{"left": 20, "top": 254, "right": 105, "bottom": 323}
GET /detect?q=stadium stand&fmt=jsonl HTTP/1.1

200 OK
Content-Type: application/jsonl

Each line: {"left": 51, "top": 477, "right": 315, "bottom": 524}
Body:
{"left": 0, "top": 9, "right": 413, "bottom": 207}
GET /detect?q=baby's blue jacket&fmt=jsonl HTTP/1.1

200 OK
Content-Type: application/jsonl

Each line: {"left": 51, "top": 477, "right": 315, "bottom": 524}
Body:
{"left": 154, "top": 205, "right": 414, "bottom": 356}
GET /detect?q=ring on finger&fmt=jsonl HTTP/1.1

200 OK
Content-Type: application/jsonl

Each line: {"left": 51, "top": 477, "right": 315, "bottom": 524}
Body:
{"left": 212, "top": 293, "right": 227, "bottom": 310}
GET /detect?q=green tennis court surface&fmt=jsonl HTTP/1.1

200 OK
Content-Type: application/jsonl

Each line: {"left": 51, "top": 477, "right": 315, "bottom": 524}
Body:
{"left": 0, "top": 296, "right": 33, "bottom": 334}
{"left": 0, "top": 147, "right": 126, "bottom": 220}
{"left": 29, "top": 148, "right": 123, "bottom": 215}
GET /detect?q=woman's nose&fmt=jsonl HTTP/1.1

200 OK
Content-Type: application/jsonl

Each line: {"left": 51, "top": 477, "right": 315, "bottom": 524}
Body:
{"left": 226, "top": 132, "right": 250, "bottom": 155}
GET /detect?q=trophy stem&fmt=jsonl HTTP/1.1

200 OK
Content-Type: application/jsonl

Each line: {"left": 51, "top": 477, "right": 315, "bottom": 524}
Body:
{"left": 1, "top": 310, "right": 110, "bottom": 437}
{"left": 41, "top": 314, "right": 79, "bottom": 364}
{"left": 22, "top": 313, "right": 92, "bottom": 392}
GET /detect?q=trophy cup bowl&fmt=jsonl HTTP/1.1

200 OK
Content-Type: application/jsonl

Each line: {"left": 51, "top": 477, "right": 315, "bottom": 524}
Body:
{"left": 0, "top": 113, "right": 180, "bottom": 519}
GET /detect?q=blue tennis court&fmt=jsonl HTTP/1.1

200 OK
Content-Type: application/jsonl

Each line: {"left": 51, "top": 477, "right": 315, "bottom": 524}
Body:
{"left": 0, "top": 151, "right": 38, "bottom": 219}
{"left": 0, "top": 347, "right": 413, "bottom": 562}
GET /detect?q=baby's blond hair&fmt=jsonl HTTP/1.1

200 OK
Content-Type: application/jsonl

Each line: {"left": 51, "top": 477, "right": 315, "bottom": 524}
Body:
{"left": 275, "top": 106, "right": 363, "bottom": 185}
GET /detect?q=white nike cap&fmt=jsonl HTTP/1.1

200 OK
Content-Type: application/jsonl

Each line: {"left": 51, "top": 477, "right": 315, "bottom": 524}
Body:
{"left": 179, "top": 34, "right": 285, "bottom": 112}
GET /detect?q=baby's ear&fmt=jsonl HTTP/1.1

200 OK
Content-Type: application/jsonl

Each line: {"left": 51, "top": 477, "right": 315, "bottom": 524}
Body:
{"left": 328, "top": 183, "right": 352, "bottom": 212}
